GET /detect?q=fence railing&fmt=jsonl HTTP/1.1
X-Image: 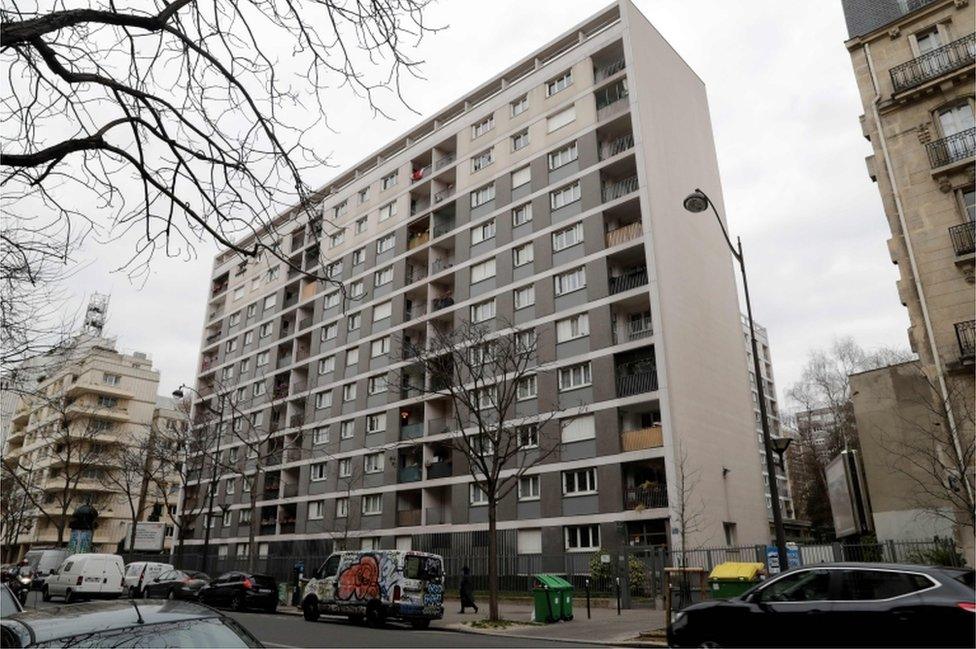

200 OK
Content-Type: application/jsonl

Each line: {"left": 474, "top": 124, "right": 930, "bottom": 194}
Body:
{"left": 949, "top": 221, "right": 975, "bottom": 256}
{"left": 608, "top": 267, "right": 648, "bottom": 295}
{"left": 601, "top": 176, "right": 639, "bottom": 202}
{"left": 605, "top": 222, "right": 642, "bottom": 247}
{"left": 615, "top": 370, "right": 658, "bottom": 397}
{"left": 598, "top": 133, "right": 635, "bottom": 161}
{"left": 890, "top": 33, "right": 975, "bottom": 93}
{"left": 926, "top": 127, "right": 975, "bottom": 168}
{"left": 594, "top": 58, "right": 626, "bottom": 82}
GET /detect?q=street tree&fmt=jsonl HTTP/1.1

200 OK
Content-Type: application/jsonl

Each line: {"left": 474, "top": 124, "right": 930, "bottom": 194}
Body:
{"left": 394, "top": 319, "right": 566, "bottom": 621}
{"left": 0, "top": 455, "right": 37, "bottom": 560}
{"left": 99, "top": 432, "right": 162, "bottom": 560}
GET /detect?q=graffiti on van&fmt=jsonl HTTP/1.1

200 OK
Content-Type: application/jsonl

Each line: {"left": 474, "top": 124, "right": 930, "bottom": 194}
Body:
{"left": 337, "top": 554, "right": 383, "bottom": 601}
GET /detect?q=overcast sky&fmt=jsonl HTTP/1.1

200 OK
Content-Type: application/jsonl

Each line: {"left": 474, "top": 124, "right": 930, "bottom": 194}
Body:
{"left": 63, "top": 0, "right": 906, "bottom": 404}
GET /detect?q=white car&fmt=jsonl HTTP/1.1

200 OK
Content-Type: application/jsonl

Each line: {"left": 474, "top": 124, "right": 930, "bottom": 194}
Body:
{"left": 43, "top": 554, "right": 125, "bottom": 603}
{"left": 123, "top": 561, "right": 174, "bottom": 598}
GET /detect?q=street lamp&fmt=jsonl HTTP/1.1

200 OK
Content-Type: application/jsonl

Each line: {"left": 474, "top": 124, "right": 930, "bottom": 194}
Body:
{"left": 682, "top": 188, "right": 789, "bottom": 571}
{"left": 172, "top": 384, "right": 224, "bottom": 574}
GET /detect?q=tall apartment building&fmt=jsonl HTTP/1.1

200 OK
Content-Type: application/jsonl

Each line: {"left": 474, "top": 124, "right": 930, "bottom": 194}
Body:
{"left": 2, "top": 337, "right": 176, "bottom": 559}
{"left": 186, "top": 1, "right": 769, "bottom": 563}
{"left": 741, "top": 316, "right": 795, "bottom": 522}
{"left": 842, "top": 0, "right": 974, "bottom": 554}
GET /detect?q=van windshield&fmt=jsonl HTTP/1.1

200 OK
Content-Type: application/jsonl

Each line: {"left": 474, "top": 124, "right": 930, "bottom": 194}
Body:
{"left": 403, "top": 556, "right": 441, "bottom": 581}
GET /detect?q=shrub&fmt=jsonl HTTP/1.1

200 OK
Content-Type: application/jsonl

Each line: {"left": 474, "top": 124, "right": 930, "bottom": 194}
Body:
{"left": 588, "top": 549, "right": 647, "bottom": 595}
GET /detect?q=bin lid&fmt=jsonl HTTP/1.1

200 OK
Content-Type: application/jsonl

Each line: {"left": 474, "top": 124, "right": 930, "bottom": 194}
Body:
{"left": 708, "top": 562, "right": 765, "bottom": 581}
{"left": 547, "top": 575, "right": 573, "bottom": 589}
{"left": 532, "top": 574, "right": 564, "bottom": 588}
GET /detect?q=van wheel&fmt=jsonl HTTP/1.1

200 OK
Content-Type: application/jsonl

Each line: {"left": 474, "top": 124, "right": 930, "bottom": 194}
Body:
{"left": 167, "top": 589, "right": 176, "bottom": 600}
{"left": 64, "top": 589, "right": 75, "bottom": 604}
{"left": 410, "top": 619, "right": 430, "bottom": 630}
{"left": 231, "top": 593, "right": 245, "bottom": 612}
{"left": 302, "top": 598, "right": 320, "bottom": 621}
{"left": 41, "top": 587, "right": 51, "bottom": 603}
{"left": 365, "top": 601, "right": 386, "bottom": 628}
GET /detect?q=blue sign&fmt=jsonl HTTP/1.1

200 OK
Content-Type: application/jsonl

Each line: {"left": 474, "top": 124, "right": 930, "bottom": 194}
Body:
{"left": 67, "top": 529, "right": 93, "bottom": 554}
{"left": 765, "top": 544, "right": 802, "bottom": 574}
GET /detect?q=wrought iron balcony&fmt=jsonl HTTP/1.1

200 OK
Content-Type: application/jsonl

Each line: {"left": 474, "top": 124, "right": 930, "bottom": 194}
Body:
{"left": 426, "top": 461, "right": 452, "bottom": 479}
{"left": 949, "top": 221, "right": 975, "bottom": 256}
{"left": 956, "top": 320, "right": 975, "bottom": 360}
{"left": 398, "top": 466, "right": 422, "bottom": 483}
{"left": 623, "top": 485, "right": 668, "bottom": 510}
{"left": 615, "top": 369, "right": 658, "bottom": 398}
{"left": 602, "top": 176, "right": 639, "bottom": 202}
{"left": 890, "top": 34, "right": 975, "bottom": 93}
{"left": 926, "top": 127, "right": 975, "bottom": 168}
{"left": 608, "top": 267, "right": 648, "bottom": 295}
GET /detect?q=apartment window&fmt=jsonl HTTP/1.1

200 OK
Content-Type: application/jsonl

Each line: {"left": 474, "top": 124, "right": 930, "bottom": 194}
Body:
{"left": 961, "top": 188, "right": 975, "bottom": 221}
{"left": 240, "top": 509, "right": 251, "bottom": 523}
{"left": 512, "top": 202, "right": 532, "bottom": 227}
{"left": 349, "top": 280, "right": 364, "bottom": 298}
{"left": 376, "top": 233, "right": 395, "bottom": 254}
{"left": 362, "top": 494, "right": 383, "bottom": 515}
{"left": 373, "top": 301, "right": 392, "bottom": 322}
{"left": 563, "top": 467, "right": 597, "bottom": 495}
{"left": 243, "top": 330, "right": 254, "bottom": 346}
{"left": 311, "top": 463, "right": 327, "bottom": 482}
{"left": 266, "top": 266, "right": 280, "bottom": 282}
{"left": 225, "top": 339, "right": 238, "bottom": 353}
{"left": 98, "top": 395, "right": 118, "bottom": 408}
{"left": 511, "top": 94, "right": 528, "bottom": 116}
{"left": 102, "top": 373, "right": 121, "bottom": 386}
{"left": 321, "top": 322, "right": 338, "bottom": 341}
{"left": 364, "top": 452, "right": 383, "bottom": 473}
{"left": 324, "top": 291, "right": 340, "bottom": 309}
{"left": 368, "top": 374, "right": 387, "bottom": 395}
{"left": 225, "top": 478, "right": 236, "bottom": 495}
{"left": 511, "top": 130, "right": 529, "bottom": 151}
{"left": 561, "top": 415, "right": 595, "bottom": 443}
{"left": 256, "top": 351, "right": 269, "bottom": 367}
{"left": 474, "top": 386, "right": 497, "bottom": 411}
{"left": 556, "top": 313, "right": 589, "bottom": 342}
{"left": 313, "top": 427, "right": 329, "bottom": 445}
{"left": 470, "top": 183, "right": 495, "bottom": 209}
{"left": 554, "top": 266, "right": 586, "bottom": 296}
{"left": 333, "top": 200, "right": 347, "bottom": 218}
{"left": 518, "top": 475, "right": 540, "bottom": 501}
{"left": 366, "top": 412, "right": 386, "bottom": 432}
{"left": 259, "top": 322, "right": 273, "bottom": 339}
{"left": 338, "top": 458, "right": 351, "bottom": 477}
{"left": 246, "top": 303, "right": 257, "bottom": 318}
{"left": 471, "top": 148, "right": 494, "bottom": 172}
{"left": 468, "top": 342, "right": 494, "bottom": 365}
{"left": 229, "top": 312, "right": 241, "bottom": 327}
{"left": 514, "top": 285, "right": 535, "bottom": 309}
{"left": 914, "top": 26, "right": 942, "bottom": 54}
{"left": 558, "top": 362, "right": 592, "bottom": 391}
{"left": 371, "top": 336, "right": 391, "bottom": 357}
{"left": 347, "top": 312, "right": 362, "bottom": 332}
{"left": 550, "top": 181, "right": 581, "bottom": 210}
{"left": 548, "top": 141, "right": 578, "bottom": 170}
{"left": 517, "top": 424, "right": 538, "bottom": 449}
{"left": 374, "top": 266, "right": 393, "bottom": 286}
{"left": 358, "top": 187, "right": 370, "bottom": 204}
{"left": 342, "top": 383, "right": 357, "bottom": 402}
{"left": 547, "top": 105, "right": 576, "bottom": 133}
{"left": 222, "top": 514, "right": 232, "bottom": 528}
{"left": 471, "top": 114, "right": 494, "bottom": 138}
{"left": 318, "top": 356, "right": 335, "bottom": 375}
{"left": 336, "top": 497, "right": 349, "bottom": 517}
{"left": 233, "top": 286, "right": 245, "bottom": 301}
{"left": 513, "top": 243, "right": 534, "bottom": 267}
{"left": 251, "top": 411, "right": 263, "bottom": 426}
{"left": 239, "top": 357, "right": 250, "bottom": 373}
{"left": 471, "top": 258, "right": 496, "bottom": 283}
{"left": 346, "top": 346, "right": 358, "bottom": 367}
{"left": 329, "top": 230, "right": 345, "bottom": 248}
{"left": 340, "top": 420, "right": 355, "bottom": 439}
{"left": 470, "top": 298, "right": 496, "bottom": 323}
{"left": 352, "top": 247, "right": 366, "bottom": 265}
{"left": 252, "top": 381, "right": 266, "bottom": 397}
{"left": 315, "top": 391, "right": 332, "bottom": 410}
{"left": 546, "top": 69, "right": 572, "bottom": 96}
{"left": 511, "top": 165, "right": 531, "bottom": 190}
{"left": 515, "top": 328, "right": 536, "bottom": 352}
{"left": 381, "top": 170, "right": 398, "bottom": 190}
{"left": 263, "top": 295, "right": 276, "bottom": 310}
{"left": 326, "top": 261, "right": 342, "bottom": 278}
{"left": 251, "top": 277, "right": 261, "bottom": 292}
{"left": 469, "top": 483, "right": 489, "bottom": 506}
{"left": 565, "top": 524, "right": 600, "bottom": 551}
{"left": 379, "top": 201, "right": 397, "bottom": 221}
{"left": 309, "top": 501, "right": 325, "bottom": 520}
{"left": 471, "top": 219, "right": 496, "bottom": 244}
{"left": 517, "top": 375, "right": 537, "bottom": 400}
{"left": 221, "top": 366, "right": 234, "bottom": 381}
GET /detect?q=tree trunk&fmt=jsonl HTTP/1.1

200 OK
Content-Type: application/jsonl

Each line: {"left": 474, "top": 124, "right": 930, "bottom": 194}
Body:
{"left": 127, "top": 505, "right": 139, "bottom": 561}
{"left": 247, "top": 480, "right": 259, "bottom": 573}
{"left": 487, "top": 499, "right": 499, "bottom": 621}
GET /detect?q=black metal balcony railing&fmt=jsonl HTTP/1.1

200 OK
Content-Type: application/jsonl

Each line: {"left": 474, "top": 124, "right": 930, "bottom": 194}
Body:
{"left": 598, "top": 133, "right": 635, "bottom": 161}
{"left": 890, "top": 34, "right": 975, "bottom": 93}
{"left": 608, "top": 267, "right": 648, "bottom": 295}
{"left": 594, "top": 58, "right": 626, "bottom": 82}
{"left": 426, "top": 461, "right": 452, "bottom": 479}
{"left": 602, "top": 176, "right": 639, "bottom": 203}
{"left": 398, "top": 466, "right": 422, "bottom": 483}
{"left": 616, "top": 371, "right": 658, "bottom": 398}
{"left": 956, "top": 320, "right": 975, "bottom": 360}
{"left": 623, "top": 485, "right": 668, "bottom": 510}
{"left": 949, "top": 221, "right": 976, "bottom": 256}
{"left": 926, "top": 127, "right": 976, "bottom": 168}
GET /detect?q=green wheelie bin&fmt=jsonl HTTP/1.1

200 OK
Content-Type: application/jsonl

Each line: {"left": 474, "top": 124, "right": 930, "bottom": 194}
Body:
{"left": 707, "top": 562, "right": 765, "bottom": 599}
{"left": 549, "top": 575, "right": 574, "bottom": 621}
{"left": 531, "top": 574, "right": 563, "bottom": 623}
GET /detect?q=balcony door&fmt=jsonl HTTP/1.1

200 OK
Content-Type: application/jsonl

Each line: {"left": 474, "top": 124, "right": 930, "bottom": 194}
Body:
{"left": 937, "top": 103, "right": 975, "bottom": 162}
{"left": 914, "top": 27, "right": 947, "bottom": 78}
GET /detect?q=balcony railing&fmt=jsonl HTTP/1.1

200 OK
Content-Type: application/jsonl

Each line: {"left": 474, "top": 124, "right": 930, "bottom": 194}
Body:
{"left": 282, "top": 483, "right": 299, "bottom": 498}
{"left": 623, "top": 485, "right": 668, "bottom": 510}
{"left": 404, "top": 304, "right": 427, "bottom": 322}
{"left": 626, "top": 316, "right": 653, "bottom": 340}
{"left": 433, "top": 220, "right": 456, "bottom": 238}
{"left": 949, "top": 221, "right": 975, "bottom": 256}
{"left": 608, "top": 267, "right": 648, "bottom": 295}
{"left": 434, "top": 153, "right": 456, "bottom": 171}
{"left": 955, "top": 320, "right": 975, "bottom": 360}
{"left": 398, "top": 466, "right": 422, "bottom": 483}
{"left": 605, "top": 222, "right": 642, "bottom": 247}
{"left": 620, "top": 426, "right": 663, "bottom": 452}
{"left": 425, "top": 508, "right": 450, "bottom": 525}
{"left": 926, "top": 127, "right": 975, "bottom": 168}
{"left": 400, "top": 422, "right": 425, "bottom": 440}
{"left": 426, "top": 461, "right": 452, "bottom": 479}
{"left": 432, "top": 296, "right": 455, "bottom": 311}
{"left": 594, "top": 58, "right": 626, "bottom": 82}
{"left": 431, "top": 257, "right": 455, "bottom": 273}
{"left": 410, "top": 201, "right": 430, "bottom": 217}
{"left": 890, "top": 34, "right": 975, "bottom": 93}
{"left": 396, "top": 509, "right": 422, "bottom": 526}
{"left": 598, "top": 133, "right": 635, "bottom": 161}
{"left": 602, "top": 176, "right": 639, "bottom": 203}
{"left": 616, "top": 370, "right": 658, "bottom": 398}
{"left": 433, "top": 185, "right": 455, "bottom": 203}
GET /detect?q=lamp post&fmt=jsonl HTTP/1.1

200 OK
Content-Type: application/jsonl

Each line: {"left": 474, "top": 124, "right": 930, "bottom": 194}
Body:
{"left": 682, "top": 188, "right": 789, "bottom": 570}
{"left": 172, "top": 384, "right": 224, "bottom": 575}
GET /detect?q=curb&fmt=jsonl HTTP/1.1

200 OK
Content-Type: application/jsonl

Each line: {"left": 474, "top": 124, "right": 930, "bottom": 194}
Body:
{"left": 440, "top": 623, "right": 666, "bottom": 647}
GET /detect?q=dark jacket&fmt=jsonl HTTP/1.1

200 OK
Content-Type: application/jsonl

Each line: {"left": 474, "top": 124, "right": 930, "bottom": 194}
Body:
{"left": 459, "top": 573, "right": 475, "bottom": 604}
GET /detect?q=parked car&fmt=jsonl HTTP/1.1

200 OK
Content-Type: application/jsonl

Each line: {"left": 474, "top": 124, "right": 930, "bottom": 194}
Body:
{"left": 0, "top": 599, "right": 263, "bottom": 647}
{"left": 143, "top": 569, "right": 210, "bottom": 601}
{"left": 301, "top": 550, "right": 444, "bottom": 629}
{"left": 199, "top": 572, "right": 278, "bottom": 613}
{"left": 22, "top": 549, "right": 69, "bottom": 590}
{"left": 42, "top": 554, "right": 126, "bottom": 603}
{"left": 123, "top": 561, "right": 174, "bottom": 598}
{"left": 668, "top": 562, "right": 976, "bottom": 648}
{"left": 1, "top": 584, "right": 24, "bottom": 617}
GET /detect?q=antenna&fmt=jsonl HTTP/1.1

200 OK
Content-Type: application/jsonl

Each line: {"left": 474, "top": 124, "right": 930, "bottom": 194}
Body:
{"left": 82, "top": 293, "right": 110, "bottom": 336}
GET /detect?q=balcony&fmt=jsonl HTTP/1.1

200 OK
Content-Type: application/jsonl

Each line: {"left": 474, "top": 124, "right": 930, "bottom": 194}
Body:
{"left": 599, "top": 133, "right": 635, "bottom": 161}
{"left": 432, "top": 296, "right": 454, "bottom": 312}
{"left": 624, "top": 314, "right": 653, "bottom": 341}
{"left": 623, "top": 485, "right": 668, "bottom": 510}
{"left": 620, "top": 426, "right": 663, "bottom": 452}
{"left": 594, "top": 57, "right": 625, "bottom": 83}
{"left": 605, "top": 222, "right": 642, "bottom": 248}
{"left": 396, "top": 509, "right": 422, "bottom": 526}
{"left": 890, "top": 34, "right": 975, "bottom": 93}
{"left": 608, "top": 267, "right": 648, "bottom": 294}
{"left": 926, "top": 128, "right": 975, "bottom": 169}
{"left": 602, "top": 176, "right": 638, "bottom": 203}
{"left": 950, "top": 222, "right": 975, "bottom": 256}
{"left": 426, "top": 461, "right": 452, "bottom": 479}
{"left": 400, "top": 422, "right": 424, "bottom": 440}
{"left": 433, "top": 185, "right": 455, "bottom": 204}
{"left": 398, "top": 466, "right": 422, "bottom": 483}
{"left": 289, "top": 414, "right": 305, "bottom": 429}
{"left": 408, "top": 231, "right": 430, "bottom": 250}
{"left": 955, "top": 320, "right": 975, "bottom": 361}
{"left": 282, "top": 483, "right": 299, "bottom": 498}
{"left": 596, "top": 79, "right": 629, "bottom": 121}
{"left": 616, "top": 356, "right": 658, "bottom": 397}
{"left": 425, "top": 507, "right": 450, "bottom": 525}
{"left": 432, "top": 219, "right": 456, "bottom": 238}
{"left": 434, "top": 153, "right": 456, "bottom": 171}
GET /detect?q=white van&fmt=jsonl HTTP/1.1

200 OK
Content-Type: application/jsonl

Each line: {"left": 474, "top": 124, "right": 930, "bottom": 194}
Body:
{"left": 23, "top": 549, "right": 70, "bottom": 585}
{"left": 42, "top": 554, "right": 125, "bottom": 603}
{"left": 123, "top": 561, "right": 174, "bottom": 598}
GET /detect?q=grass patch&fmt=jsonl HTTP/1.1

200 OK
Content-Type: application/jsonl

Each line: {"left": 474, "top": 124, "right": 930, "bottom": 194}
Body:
{"left": 467, "top": 618, "right": 542, "bottom": 630}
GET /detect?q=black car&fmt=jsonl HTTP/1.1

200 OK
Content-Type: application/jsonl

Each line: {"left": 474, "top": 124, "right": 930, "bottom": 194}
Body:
{"left": 143, "top": 569, "right": 210, "bottom": 601}
{"left": 669, "top": 563, "right": 975, "bottom": 648}
{"left": 199, "top": 572, "right": 278, "bottom": 613}
{"left": 0, "top": 599, "right": 263, "bottom": 648}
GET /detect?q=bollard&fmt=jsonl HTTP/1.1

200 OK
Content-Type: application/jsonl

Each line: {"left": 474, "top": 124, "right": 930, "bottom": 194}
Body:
{"left": 615, "top": 576, "right": 621, "bottom": 616}
{"left": 585, "top": 578, "right": 591, "bottom": 619}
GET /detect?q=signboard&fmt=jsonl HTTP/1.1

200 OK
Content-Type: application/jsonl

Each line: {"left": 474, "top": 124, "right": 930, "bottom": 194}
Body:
{"left": 766, "top": 543, "right": 802, "bottom": 574}
{"left": 67, "top": 529, "right": 93, "bottom": 554}
{"left": 826, "top": 450, "right": 874, "bottom": 539}
{"left": 123, "top": 522, "right": 167, "bottom": 551}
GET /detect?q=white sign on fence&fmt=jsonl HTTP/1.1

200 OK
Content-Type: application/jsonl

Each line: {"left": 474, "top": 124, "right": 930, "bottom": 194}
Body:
{"left": 123, "top": 522, "right": 167, "bottom": 551}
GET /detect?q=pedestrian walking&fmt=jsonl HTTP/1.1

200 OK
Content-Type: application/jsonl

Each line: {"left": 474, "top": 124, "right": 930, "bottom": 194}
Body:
{"left": 458, "top": 566, "right": 478, "bottom": 614}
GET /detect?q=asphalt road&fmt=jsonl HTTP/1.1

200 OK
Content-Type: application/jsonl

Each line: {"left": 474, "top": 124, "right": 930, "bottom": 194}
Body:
{"left": 21, "top": 592, "right": 601, "bottom": 648}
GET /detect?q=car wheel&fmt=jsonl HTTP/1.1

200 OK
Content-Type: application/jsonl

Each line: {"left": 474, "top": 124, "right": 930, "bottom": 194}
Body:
{"left": 231, "top": 592, "right": 245, "bottom": 612}
{"left": 410, "top": 619, "right": 430, "bottom": 630}
{"left": 41, "top": 586, "right": 51, "bottom": 603}
{"left": 64, "top": 588, "right": 75, "bottom": 604}
{"left": 302, "top": 598, "right": 319, "bottom": 621}
{"left": 365, "top": 601, "right": 386, "bottom": 628}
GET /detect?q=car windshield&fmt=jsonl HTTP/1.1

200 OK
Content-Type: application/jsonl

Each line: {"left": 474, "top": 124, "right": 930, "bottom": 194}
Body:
{"left": 33, "top": 617, "right": 261, "bottom": 648}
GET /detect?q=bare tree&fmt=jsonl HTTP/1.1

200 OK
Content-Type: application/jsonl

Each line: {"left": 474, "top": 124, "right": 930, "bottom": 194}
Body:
{"left": 672, "top": 444, "right": 705, "bottom": 560}
{"left": 0, "top": 455, "right": 37, "bottom": 561}
{"left": 393, "top": 319, "right": 566, "bottom": 621}
{"left": 99, "top": 431, "right": 160, "bottom": 560}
